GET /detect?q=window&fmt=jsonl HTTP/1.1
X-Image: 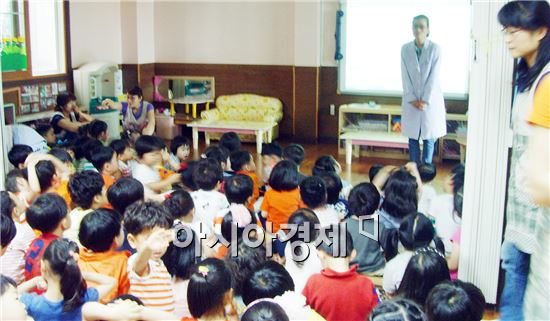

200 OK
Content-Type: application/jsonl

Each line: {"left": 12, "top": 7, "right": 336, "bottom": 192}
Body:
{"left": 1, "top": 0, "right": 66, "bottom": 79}
{"left": 339, "top": 0, "right": 471, "bottom": 99}
{"left": 28, "top": 0, "right": 66, "bottom": 76}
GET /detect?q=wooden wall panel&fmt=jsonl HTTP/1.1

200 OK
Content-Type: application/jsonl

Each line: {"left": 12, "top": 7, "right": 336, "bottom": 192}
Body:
{"left": 138, "top": 63, "right": 155, "bottom": 102}
{"left": 293, "top": 67, "right": 318, "bottom": 143}
{"left": 155, "top": 63, "right": 294, "bottom": 138}
{"left": 120, "top": 64, "right": 138, "bottom": 93}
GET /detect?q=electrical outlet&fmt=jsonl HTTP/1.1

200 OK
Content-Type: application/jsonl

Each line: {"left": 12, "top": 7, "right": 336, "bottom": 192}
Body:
{"left": 330, "top": 104, "right": 335, "bottom": 115}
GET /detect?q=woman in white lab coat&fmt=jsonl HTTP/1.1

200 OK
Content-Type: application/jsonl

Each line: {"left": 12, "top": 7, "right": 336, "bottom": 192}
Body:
{"left": 401, "top": 15, "right": 446, "bottom": 164}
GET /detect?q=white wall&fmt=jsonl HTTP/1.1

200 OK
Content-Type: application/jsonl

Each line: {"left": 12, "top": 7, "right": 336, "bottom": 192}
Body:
{"left": 294, "top": 1, "right": 322, "bottom": 67}
{"left": 70, "top": 1, "right": 122, "bottom": 67}
{"left": 136, "top": 1, "right": 155, "bottom": 64}
{"left": 321, "top": 1, "right": 338, "bottom": 66}
{"left": 154, "top": 1, "right": 295, "bottom": 65}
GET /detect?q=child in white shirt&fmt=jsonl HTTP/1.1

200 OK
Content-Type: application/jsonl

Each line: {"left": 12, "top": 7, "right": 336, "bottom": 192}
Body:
{"left": 300, "top": 176, "right": 340, "bottom": 227}
{"left": 418, "top": 163, "right": 437, "bottom": 213}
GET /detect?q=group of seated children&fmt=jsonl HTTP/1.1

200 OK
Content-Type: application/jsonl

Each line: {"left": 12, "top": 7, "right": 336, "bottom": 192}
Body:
{"left": 0, "top": 124, "right": 482, "bottom": 321}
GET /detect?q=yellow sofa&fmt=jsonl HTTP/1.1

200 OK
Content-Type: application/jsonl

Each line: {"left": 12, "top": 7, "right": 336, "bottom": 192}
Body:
{"left": 200, "top": 94, "right": 283, "bottom": 142}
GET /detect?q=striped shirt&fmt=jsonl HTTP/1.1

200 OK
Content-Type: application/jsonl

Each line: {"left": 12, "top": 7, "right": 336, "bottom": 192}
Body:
{"left": 0, "top": 221, "right": 35, "bottom": 284}
{"left": 127, "top": 254, "right": 175, "bottom": 313}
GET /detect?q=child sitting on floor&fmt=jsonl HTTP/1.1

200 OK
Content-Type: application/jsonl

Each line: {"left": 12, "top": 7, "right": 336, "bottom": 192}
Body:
{"left": 65, "top": 170, "right": 108, "bottom": 246}
{"left": 110, "top": 139, "right": 136, "bottom": 178}
{"left": 167, "top": 135, "right": 191, "bottom": 171}
{"left": 24, "top": 193, "right": 70, "bottom": 283}
{"left": 302, "top": 224, "right": 378, "bottom": 321}
{"left": 300, "top": 176, "right": 340, "bottom": 227}
{"left": 230, "top": 150, "right": 260, "bottom": 211}
{"left": 78, "top": 208, "right": 129, "bottom": 303}
{"left": 124, "top": 201, "right": 175, "bottom": 312}
{"left": 132, "top": 135, "right": 181, "bottom": 196}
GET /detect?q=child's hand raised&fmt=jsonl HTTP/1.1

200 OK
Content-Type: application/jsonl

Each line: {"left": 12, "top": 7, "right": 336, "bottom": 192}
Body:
{"left": 144, "top": 228, "right": 174, "bottom": 253}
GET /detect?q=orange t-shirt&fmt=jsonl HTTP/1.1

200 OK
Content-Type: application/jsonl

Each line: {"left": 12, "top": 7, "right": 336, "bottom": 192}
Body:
{"left": 261, "top": 188, "right": 303, "bottom": 233}
{"left": 54, "top": 180, "right": 72, "bottom": 209}
{"left": 528, "top": 74, "right": 550, "bottom": 128}
{"left": 102, "top": 174, "right": 116, "bottom": 189}
{"left": 78, "top": 248, "right": 131, "bottom": 303}
{"left": 237, "top": 170, "right": 260, "bottom": 211}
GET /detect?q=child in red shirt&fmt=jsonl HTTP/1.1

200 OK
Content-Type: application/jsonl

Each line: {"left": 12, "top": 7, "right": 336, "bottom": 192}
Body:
{"left": 24, "top": 193, "right": 71, "bottom": 288}
{"left": 303, "top": 224, "right": 378, "bottom": 321}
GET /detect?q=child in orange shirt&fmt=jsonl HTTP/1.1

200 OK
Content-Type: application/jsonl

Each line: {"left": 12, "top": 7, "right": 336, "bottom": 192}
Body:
{"left": 89, "top": 146, "right": 120, "bottom": 189}
{"left": 25, "top": 152, "right": 72, "bottom": 208}
{"left": 261, "top": 160, "right": 303, "bottom": 234}
{"left": 230, "top": 150, "right": 259, "bottom": 212}
{"left": 78, "top": 208, "right": 130, "bottom": 303}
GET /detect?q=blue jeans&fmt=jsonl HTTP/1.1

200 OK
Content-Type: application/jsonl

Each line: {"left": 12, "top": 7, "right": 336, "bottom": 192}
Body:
{"left": 500, "top": 241, "right": 531, "bottom": 321}
{"left": 408, "top": 138, "right": 436, "bottom": 164}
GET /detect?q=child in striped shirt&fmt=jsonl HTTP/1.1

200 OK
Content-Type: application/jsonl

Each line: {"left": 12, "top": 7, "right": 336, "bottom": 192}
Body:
{"left": 124, "top": 201, "right": 175, "bottom": 313}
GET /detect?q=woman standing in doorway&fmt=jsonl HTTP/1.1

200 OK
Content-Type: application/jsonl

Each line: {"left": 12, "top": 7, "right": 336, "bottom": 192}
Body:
{"left": 498, "top": 2, "right": 550, "bottom": 320}
{"left": 401, "top": 15, "right": 446, "bottom": 164}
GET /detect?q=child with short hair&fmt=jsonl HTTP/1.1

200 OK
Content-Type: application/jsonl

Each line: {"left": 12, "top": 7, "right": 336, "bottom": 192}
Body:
{"left": 8, "top": 145, "right": 33, "bottom": 169}
{"left": 65, "top": 170, "right": 108, "bottom": 245}
{"left": 0, "top": 191, "right": 35, "bottom": 284}
{"left": 241, "top": 301, "right": 289, "bottom": 321}
{"left": 284, "top": 208, "right": 322, "bottom": 293}
{"left": 425, "top": 280, "right": 485, "bottom": 321}
{"left": 230, "top": 150, "right": 259, "bottom": 211}
{"left": 382, "top": 212, "right": 445, "bottom": 296}
{"left": 88, "top": 120, "right": 109, "bottom": 144}
{"left": 312, "top": 155, "right": 352, "bottom": 198}
{"left": 203, "top": 145, "right": 232, "bottom": 177}
{"left": 368, "top": 164, "right": 385, "bottom": 183}
{"left": 300, "top": 176, "right": 340, "bottom": 227}
{"left": 215, "top": 174, "right": 257, "bottom": 258}
{"left": 368, "top": 298, "right": 426, "bottom": 321}
{"left": 133, "top": 135, "right": 181, "bottom": 195}
{"left": 185, "top": 258, "right": 236, "bottom": 321}
{"left": 191, "top": 159, "right": 229, "bottom": 235}
{"left": 24, "top": 152, "right": 72, "bottom": 205}
{"left": 24, "top": 193, "right": 70, "bottom": 282}
{"left": 110, "top": 139, "right": 135, "bottom": 177}
{"left": 261, "top": 160, "right": 302, "bottom": 234}
{"left": 78, "top": 208, "right": 130, "bottom": 303}
{"left": 163, "top": 189, "right": 195, "bottom": 226}
{"left": 319, "top": 172, "right": 350, "bottom": 220}
{"left": 73, "top": 137, "right": 102, "bottom": 172}
{"left": 124, "top": 201, "right": 175, "bottom": 312}
{"left": 219, "top": 131, "right": 241, "bottom": 153}
{"left": 5, "top": 168, "right": 35, "bottom": 205}
{"left": 89, "top": 146, "right": 119, "bottom": 188}
{"left": 36, "top": 124, "right": 57, "bottom": 147}
{"left": 260, "top": 142, "right": 282, "bottom": 184}
{"left": 346, "top": 182, "right": 386, "bottom": 275}
{"left": 242, "top": 260, "right": 295, "bottom": 305}
{"left": 283, "top": 143, "right": 306, "bottom": 182}
{"left": 162, "top": 226, "right": 199, "bottom": 318}
{"left": 107, "top": 177, "right": 145, "bottom": 216}
{"left": 168, "top": 135, "right": 191, "bottom": 171}
{"left": 418, "top": 163, "right": 437, "bottom": 213}
{"left": 302, "top": 224, "right": 378, "bottom": 321}
{"left": 20, "top": 238, "right": 116, "bottom": 321}
{"left": 49, "top": 148, "right": 76, "bottom": 175}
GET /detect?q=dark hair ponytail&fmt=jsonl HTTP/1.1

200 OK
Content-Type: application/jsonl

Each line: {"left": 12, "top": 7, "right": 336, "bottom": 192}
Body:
{"left": 43, "top": 239, "right": 87, "bottom": 312}
{"left": 383, "top": 212, "right": 444, "bottom": 261}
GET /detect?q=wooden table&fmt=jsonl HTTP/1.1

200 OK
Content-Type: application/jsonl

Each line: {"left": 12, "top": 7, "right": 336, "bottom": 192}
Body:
{"left": 340, "top": 131, "right": 410, "bottom": 164}
{"left": 187, "top": 120, "right": 276, "bottom": 153}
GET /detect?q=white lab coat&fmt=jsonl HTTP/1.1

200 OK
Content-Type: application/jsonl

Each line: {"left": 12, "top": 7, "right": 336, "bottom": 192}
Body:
{"left": 401, "top": 39, "right": 447, "bottom": 140}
